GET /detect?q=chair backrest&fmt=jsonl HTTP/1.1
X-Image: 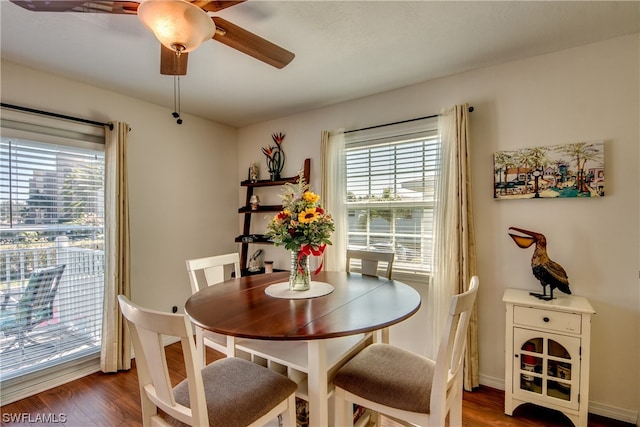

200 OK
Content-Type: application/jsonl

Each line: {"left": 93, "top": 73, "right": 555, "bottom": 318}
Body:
{"left": 185, "top": 253, "right": 241, "bottom": 294}
{"left": 118, "top": 295, "right": 209, "bottom": 426}
{"left": 346, "top": 250, "right": 394, "bottom": 279}
{"left": 19, "top": 264, "right": 66, "bottom": 326}
{"left": 430, "top": 276, "right": 479, "bottom": 415}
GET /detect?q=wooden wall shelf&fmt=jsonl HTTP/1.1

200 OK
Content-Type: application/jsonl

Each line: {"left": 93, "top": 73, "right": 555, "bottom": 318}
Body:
{"left": 238, "top": 158, "right": 310, "bottom": 273}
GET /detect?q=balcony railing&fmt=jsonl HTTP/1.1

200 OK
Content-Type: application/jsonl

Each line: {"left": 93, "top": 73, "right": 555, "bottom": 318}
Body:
{"left": 0, "top": 235, "right": 104, "bottom": 382}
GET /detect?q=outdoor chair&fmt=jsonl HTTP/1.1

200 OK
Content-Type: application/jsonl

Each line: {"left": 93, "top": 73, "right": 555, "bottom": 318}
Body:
{"left": 0, "top": 264, "right": 66, "bottom": 353}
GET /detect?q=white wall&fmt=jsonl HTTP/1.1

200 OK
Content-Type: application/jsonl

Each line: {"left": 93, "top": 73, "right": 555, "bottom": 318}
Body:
{"left": 1, "top": 60, "right": 239, "bottom": 314}
{"left": 237, "top": 35, "right": 640, "bottom": 422}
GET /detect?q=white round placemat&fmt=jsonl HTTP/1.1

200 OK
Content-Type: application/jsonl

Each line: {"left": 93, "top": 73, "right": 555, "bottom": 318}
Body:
{"left": 265, "top": 281, "right": 334, "bottom": 299}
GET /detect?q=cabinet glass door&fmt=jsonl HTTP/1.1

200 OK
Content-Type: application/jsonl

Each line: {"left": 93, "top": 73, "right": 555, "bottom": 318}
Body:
{"left": 518, "top": 337, "right": 543, "bottom": 394}
{"left": 513, "top": 328, "right": 580, "bottom": 410}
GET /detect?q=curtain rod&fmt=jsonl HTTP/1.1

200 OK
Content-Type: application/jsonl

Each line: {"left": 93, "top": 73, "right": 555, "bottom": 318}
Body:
{"left": 1, "top": 102, "right": 113, "bottom": 130}
{"left": 344, "top": 106, "right": 474, "bottom": 134}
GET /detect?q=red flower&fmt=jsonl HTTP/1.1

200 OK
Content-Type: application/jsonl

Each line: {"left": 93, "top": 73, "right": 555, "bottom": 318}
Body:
{"left": 272, "top": 133, "right": 285, "bottom": 146}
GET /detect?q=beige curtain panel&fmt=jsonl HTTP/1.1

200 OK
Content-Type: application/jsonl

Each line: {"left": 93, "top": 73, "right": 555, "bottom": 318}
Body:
{"left": 100, "top": 122, "right": 131, "bottom": 373}
{"left": 320, "top": 130, "right": 347, "bottom": 272}
{"left": 429, "top": 104, "right": 479, "bottom": 391}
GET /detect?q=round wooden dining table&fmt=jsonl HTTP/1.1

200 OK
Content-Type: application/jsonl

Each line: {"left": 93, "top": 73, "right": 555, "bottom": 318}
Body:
{"left": 184, "top": 270, "right": 421, "bottom": 427}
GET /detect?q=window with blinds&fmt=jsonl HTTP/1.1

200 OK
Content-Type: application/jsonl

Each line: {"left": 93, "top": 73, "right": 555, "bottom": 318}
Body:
{"left": 0, "top": 118, "right": 105, "bottom": 399}
{"left": 344, "top": 118, "right": 439, "bottom": 276}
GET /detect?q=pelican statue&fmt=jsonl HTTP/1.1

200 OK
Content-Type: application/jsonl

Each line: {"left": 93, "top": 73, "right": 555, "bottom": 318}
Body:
{"left": 508, "top": 227, "right": 571, "bottom": 300}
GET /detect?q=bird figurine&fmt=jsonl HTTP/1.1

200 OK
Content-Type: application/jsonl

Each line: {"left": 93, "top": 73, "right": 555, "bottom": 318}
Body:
{"left": 508, "top": 227, "right": 571, "bottom": 300}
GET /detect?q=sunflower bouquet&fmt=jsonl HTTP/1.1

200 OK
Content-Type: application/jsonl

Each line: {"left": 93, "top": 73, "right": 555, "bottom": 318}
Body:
{"left": 265, "top": 173, "right": 334, "bottom": 286}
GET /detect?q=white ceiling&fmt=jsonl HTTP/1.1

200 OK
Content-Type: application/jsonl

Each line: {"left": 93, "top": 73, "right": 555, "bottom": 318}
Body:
{"left": 1, "top": 1, "right": 639, "bottom": 128}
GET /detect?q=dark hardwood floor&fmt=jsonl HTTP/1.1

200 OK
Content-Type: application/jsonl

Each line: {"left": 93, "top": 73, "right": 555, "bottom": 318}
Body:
{"left": 1, "top": 342, "right": 632, "bottom": 427}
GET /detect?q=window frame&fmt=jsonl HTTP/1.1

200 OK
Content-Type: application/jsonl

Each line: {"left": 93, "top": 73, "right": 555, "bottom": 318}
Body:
{"left": 343, "top": 117, "right": 439, "bottom": 280}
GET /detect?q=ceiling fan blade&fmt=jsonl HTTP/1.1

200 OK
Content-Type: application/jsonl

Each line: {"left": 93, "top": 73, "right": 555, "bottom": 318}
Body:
{"left": 160, "top": 45, "right": 189, "bottom": 76}
{"left": 11, "top": 0, "right": 293, "bottom": 70}
{"left": 212, "top": 16, "right": 294, "bottom": 69}
{"left": 193, "top": 1, "right": 246, "bottom": 13}
{"left": 9, "top": 1, "right": 139, "bottom": 14}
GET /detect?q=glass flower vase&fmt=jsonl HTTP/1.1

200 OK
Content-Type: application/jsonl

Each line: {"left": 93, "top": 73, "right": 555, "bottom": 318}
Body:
{"left": 289, "top": 249, "right": 311, "bottom": 291}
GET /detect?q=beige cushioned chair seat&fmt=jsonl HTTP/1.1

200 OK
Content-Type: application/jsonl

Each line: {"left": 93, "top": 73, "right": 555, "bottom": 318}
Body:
{"left": 333, "top": 343, "right": 435, "bottom": 414}
{"left": 164, "top": 358, "right": 297, "bottom": 427}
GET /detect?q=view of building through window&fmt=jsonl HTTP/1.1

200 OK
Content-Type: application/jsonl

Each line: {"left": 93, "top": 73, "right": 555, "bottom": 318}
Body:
{"left": 0, "top": 137, "right": 105, "bottom": 386}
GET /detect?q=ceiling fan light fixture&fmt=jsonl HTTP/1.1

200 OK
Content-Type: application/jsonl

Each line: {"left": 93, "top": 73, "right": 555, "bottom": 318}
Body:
{"left": 138, "top": 0, "right": 215, "bottom": 53}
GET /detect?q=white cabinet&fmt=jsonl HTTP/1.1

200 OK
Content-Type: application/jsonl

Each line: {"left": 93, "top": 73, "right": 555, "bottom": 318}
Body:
{"left": 503, "top": 289, "right": 595, "bottom": 427}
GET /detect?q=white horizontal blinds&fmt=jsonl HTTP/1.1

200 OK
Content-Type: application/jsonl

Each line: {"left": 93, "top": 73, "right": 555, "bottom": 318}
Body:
{"left": 0, "top": 110, "right": 105, "bottom": 401}
{"left": 2, "top": 140, "right": 104, "bottom": 226}
{"left": 1, "top": 107, "right": 105, "bottom": 148}
{"left": 344, "top": 117, "right": 439, "bottom": 276}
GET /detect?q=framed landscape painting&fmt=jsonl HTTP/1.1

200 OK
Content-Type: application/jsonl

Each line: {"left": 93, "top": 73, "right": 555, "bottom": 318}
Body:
{"left": 493, "top": 141, "right": 604, "bottom": 200}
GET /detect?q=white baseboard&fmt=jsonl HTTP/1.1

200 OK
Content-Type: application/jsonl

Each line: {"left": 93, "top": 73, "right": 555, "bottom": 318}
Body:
{"left": 478, "top": 373, "right": 505, "bottom": 391}
{"left": 478, "top": 376, "right": 639, "bottom": 425}
{"left": 163, "top": 335, "right": 180, "bottom": 346}
{"left": 1, "top": 355, "right": 101, "bottom": 406}
{"left": 588, "top": 401, "right": 639, "bottom": 425}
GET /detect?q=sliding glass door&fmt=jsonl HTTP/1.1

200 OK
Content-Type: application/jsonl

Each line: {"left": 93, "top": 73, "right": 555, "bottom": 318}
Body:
{"left": 1, "top": 110, "right": 106, "bottom": 403}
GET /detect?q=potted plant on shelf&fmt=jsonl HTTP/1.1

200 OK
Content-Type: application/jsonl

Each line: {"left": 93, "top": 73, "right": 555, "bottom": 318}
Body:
{"left": 262, "top": 132, "right": 286, "bottom": 180}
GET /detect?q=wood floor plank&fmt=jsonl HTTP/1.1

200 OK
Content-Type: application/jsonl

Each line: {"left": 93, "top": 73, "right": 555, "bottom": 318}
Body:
{"left": 0, "top": 342, "right": 633, "bottom": 427}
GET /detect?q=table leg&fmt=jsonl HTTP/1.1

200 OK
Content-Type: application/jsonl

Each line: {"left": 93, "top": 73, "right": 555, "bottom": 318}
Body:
{"left": 225, "top": 335, "right": 235, "bottom": 358}
{"left": 307, "top": 340, "right": 328, "bottom": 427}
{"left": 195, "top": 326, "right": 205, "bottom": 368}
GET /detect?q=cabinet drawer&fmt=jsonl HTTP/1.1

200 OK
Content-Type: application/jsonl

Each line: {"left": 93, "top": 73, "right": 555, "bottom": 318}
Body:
{"left": 514, "top": 306, "right": 581, "bottom": 334}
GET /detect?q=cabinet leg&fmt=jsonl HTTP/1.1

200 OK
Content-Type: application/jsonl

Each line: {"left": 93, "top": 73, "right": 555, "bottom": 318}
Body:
{"left": 568, "top": 411, "right": 585, "bottom": 427}
{"left": 504, "top": 393, "right": 514, "bottom": 415}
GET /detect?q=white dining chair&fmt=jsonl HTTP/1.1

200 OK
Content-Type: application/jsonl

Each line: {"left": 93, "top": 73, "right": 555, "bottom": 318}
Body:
{"left": 185, "top": 253, "right": 242, "bottom": 362}
{"left": 346, "top": 249, "right": 395, "bottom": 280}
{"left": 333, "top": 276, "right": 479, "bottom": 427}
{"left": 346, "top": 249, "right": 395, "bottom": 343}
{"left": 117, "top": 295, "right": 297, "bottom": 427}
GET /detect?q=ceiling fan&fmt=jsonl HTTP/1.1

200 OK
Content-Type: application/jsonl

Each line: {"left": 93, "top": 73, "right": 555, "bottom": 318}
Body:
{"left": 9, "top": 0, "right": 296, "bottom": 75}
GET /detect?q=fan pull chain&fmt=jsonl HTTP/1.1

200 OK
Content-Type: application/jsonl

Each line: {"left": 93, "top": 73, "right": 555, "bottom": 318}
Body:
{"left": 172, "top": 75, "right": 183, "bottom": 125}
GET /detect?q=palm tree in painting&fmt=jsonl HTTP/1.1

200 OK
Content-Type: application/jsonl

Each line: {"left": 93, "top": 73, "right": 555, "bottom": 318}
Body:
{"left": 528, "top": 147, "right": 550, "bottom": 196}
{"left": 514, "top": 150, "right": 534, "bottom": 192}
{"left": 494, "top": 151, "right": 518, "bottom": 196}
{"left": 493, "top": 151, "right": 511, "bottom": 196}
{"left": 556, "top": 142, "right": 603, "bottom": 194}
{"left": 515, "top": 147, "right": 550, "bottom": 194}
{"left": 528, "top": 147, "right": 550, "bottom": 171}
